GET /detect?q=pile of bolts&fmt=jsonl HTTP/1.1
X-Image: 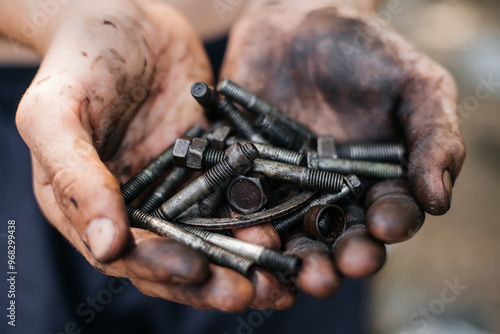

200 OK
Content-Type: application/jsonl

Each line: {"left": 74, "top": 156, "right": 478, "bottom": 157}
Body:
{"left": 123, "top": 79, "right": 406, "bottom": 278}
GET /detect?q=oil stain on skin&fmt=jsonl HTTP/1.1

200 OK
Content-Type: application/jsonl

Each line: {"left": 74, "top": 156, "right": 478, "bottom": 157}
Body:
{"left": 70, "top": 198, "right": 78, "bottom": 208}
{"left": 103, "top": 20, "right": 117, "bottom": 29}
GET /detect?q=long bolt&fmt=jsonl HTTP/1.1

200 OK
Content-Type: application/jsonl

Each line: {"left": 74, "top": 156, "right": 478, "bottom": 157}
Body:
{"left": 191, "top": 81, "right": 219, "bottom": 121}
{"left": 153, "top": 142, "right": 259, "bottom": 220}
{"left": 337, "top": 143, "right": 405, "bottom": 163}
{"left": 318, "top": 157, "right": 404, "bottom": 179}
{"left": 226, "top": 137, "right": 305, "bottom": 166}
{"left": 182, "top": 225, "right": 302, "bottom": 274}
{"left": 203, "top": 152, "right": 346, "bottom": 194}
{"left": 255, "top": 113, "right": 304, "bottom": 151}
{"left": 217, "top": 78, "right": 316, "bottom": 140}
{"left": 218, "top": 99, "right": 268, "bottom": 144}
{"left": 272, "top": 175, "right": 361, "bottom": 235}
{"left": 138, "top": 167, "right": 191, "bottom": 213}
{"left": 127, "top": 206, "right": 255, "bottom": 277}
{"left": 121, "top": 126, "right": 204, "bottom": 203}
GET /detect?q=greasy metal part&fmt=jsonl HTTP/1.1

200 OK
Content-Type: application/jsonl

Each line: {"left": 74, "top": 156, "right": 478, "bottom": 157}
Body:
{"left": 173, "top": 136, "right": 192, "bottom": 169}
{"left": 306, "top": 150, "right": 320, "bottom": 169}
{"left": 318, "top": 157, "right": 404, "bottom": 179}
{"left": 121, "top": 126, "right": 204, "bottom": 204}
{"left": 198, "top": 186, "right": 225, "bottom": 217}
{"left": 205, "top": 153, "right": 346, "bottom": 193}
{"left": 317, "top": 136, "right": 405, "bottom": 163}
{"left": 153, "top": 143, "right": 259, "bottom": 220}
{"left": 127, "top": 206, "right": 255, "bottom": 277}
{"left": 272, "top": 175, "right": 361, "bottom": 235}
{"left": 303, "top": 205, "right": 346, "bottom": 243}
{"left": 206, "top": 124, "right": 231, "bottom": 151}
{"left": 138, "top": 167, "right": 192, "bottom": 213}
{"left": 176, "top": 190, "right": 316, "bottom": 229}
{"left": 218, "top": 99, "right": 269, "bottom": 144}
{"left": 186, "top": 138, "right": 209, "bottom": 169}
{"left": 181, "top": 225, "right": 302, "bottom": 274}
{"left": 255, "top": 113, "right": 303, "bottom": 151}
{"left": 191, "top": 81, "right": 219, "bottom": 121}
{"left": 226, "top": 137, "right": 306, "bottom": 166}
{"left": 226, "top": 174, "right": 270, "bottom": 214}
{"left": 217, "top": 79, "right": 317, "bottom": 141}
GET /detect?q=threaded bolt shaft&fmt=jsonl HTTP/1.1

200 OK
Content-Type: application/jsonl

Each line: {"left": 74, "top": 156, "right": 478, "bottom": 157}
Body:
{"left": 153, "top": 142, "right": 259, "bottom": 220}
{"left": 218, "top": 99, "right": 268, "bottom": 144}
{"left": 217, "top": 78, "right": 316, "bottom": 140}
{"left": 182, "top": 225, "right": 301, "bottom": 273}
{"left": 198, "top": 186, "right": 225, "bottom": 216}
{"left": 191, "top": 81, "right": 219, "bottom": 121}
{"left": 127, "top": 206, "right": 255, "bottom": 277}
{"left": 138, "top": 167, "right": 191, "bottom": 213}
{"left": 318, "top": 158, "right": 404, "bottom": 179}
{"left": 121, "top": 126, "right": 204, "bottom": 203}
{"left": 255, "top": 113, "right": 303, "bottom": 151}
{"left": 336, "top": 143, "right": 405, "bottom": 163}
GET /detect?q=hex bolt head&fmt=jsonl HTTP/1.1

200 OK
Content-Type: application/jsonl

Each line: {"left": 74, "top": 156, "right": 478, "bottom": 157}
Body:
{"left": 303, "top": 205, "right": 346, "bottom": 243}
{"left": 317, "top": 136, "right": 337, "bottom": 159}
{"left": 226, "top": 174, "right": 270, "bottom": 214}
{"left": 206, "top": 124, "right": 231, "bottom": 151}
{"left": 187, "top": 138, "right": 209, "bottom": 169}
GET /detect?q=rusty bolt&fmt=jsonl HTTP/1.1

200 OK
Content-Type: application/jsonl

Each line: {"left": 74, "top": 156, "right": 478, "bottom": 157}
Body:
{"left": 206, "top": 124, "right": 231, "bottom": 151}
{"left": 226, "top": 174, "right": 270, "bottom": 214}
{"left": 186, "top": 137, "right": 208, "bottom": 170}
{"left": 303, "top": 205, "right": 346, "bottom": 243}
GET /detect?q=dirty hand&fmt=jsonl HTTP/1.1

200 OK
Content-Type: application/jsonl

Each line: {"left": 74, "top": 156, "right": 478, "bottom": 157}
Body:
{"left": 222, "top": 0, "right": 465, "bottom": 298}
{"left": 12, "top": 0, "right": 271, "bottom": 311}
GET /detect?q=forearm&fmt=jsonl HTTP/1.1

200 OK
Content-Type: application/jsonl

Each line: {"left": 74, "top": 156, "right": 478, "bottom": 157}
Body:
{"left": 244, "top": 0, "right": 381, "bottom": 14}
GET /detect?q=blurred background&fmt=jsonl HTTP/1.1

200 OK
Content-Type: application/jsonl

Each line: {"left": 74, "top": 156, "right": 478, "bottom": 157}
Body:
{"left": 368, "top": 0, "right": 500, "bottom": 333}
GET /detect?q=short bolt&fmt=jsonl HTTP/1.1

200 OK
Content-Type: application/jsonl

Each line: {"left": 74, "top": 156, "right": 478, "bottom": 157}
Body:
{"left": 121, "top": 126, "right": 204, "bottom": 204}
{"left": 218, "top": 99, "right": 269, "bottom": 144}
{"left": 138, "top": 167, "right": 192, "bottom": 213}
{"left": 272, "top": 175, "right": 361, "bottom": 235}
{"left": 153, "top": 142, "right": 259, "bottom": 220}
{"left": 217, "top": 78, "right": 317, "bottom": 140}
{"left": 317, "top": 136, "right": 405, "bottom": 163}
{"left": 127, "top": 206, "right": 255, "bottom": 277}
{"left": 191, "top": 81, "right": 219, "bottom": 121}
{"left": 255, "top": 113, "right": 304, "bottom": 151}
{"left": 182, "top": 225, "right": 302, "bottom": 274}
{"left": 226, "top": 174, "right": 270, "bottom": 214}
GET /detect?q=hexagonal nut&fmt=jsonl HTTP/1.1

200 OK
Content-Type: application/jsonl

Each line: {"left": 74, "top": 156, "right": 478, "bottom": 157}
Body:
{"left": 303, "top": 205, "right": 346, "bottom": 243}
{"left": 306, "top": 150, "right": 319, "bottom": 170}
{"left": 317, "top": 136, "right": 337, "bottom": 159}
{"left": 186, "top": 137, "right": 208, "bottom": 170}
{"left": 226, "top": 174, "right": 270, "bottom": 214}
{"left": 224, "top": 143, "right": 258, "bottom": 175}
{"left": 207, "top": 124, "right": 231, "bottom": 151}
{"left": 173, "top": 136, "right": 193, "bottom": 168}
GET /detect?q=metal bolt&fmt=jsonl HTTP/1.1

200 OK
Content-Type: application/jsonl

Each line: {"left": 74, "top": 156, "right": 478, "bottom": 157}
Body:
{"left": 198, "top": 186, "right": 225, "bottom": 217}
{"left": 121, "top": 126, "right": 204, "bottom": 204}
{"left": 217, "top": 78, "right": 317, "bottom": 140}
{"left": 303, "top": 205, "right": 346, "bottom": 243}
{"left": 226, "top": 174, "right": 270, "bottom": 214}
{"left": 218, "top": 99, "right": 269, "bottom": 144}
{"left": 318, "top": 156, "right": 404, "bottom": 179}
{"left": 153, "top": 142, "right": 259, "bottom": 220}
{"left": 138, "top": 167, "right": 191, "bottom": 213}
{"left": 317, "top": 136, "right": 405, "bottom": 163}
{"left": 255, "top": 113, "right": 304, "bottom": 151}
{"left": 182, "top": 225, "right": 302, "bottom": 274}
{"left": 191, "top": 81, "right": 219, "bottom": 121}
{"left": 127, "top": 206, "right": 255, "bottom": 277}
{"left": 203, "top": 153, "right": 348, "bottom": 194}
{"left": 206, "top": 123, "right": 232, "bottom": 151}
{"left": 272, "top": 175, "right": 361, "bottom": 235}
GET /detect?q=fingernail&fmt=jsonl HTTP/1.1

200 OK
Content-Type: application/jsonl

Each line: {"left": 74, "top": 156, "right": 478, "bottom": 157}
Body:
{"left": 87, "top": 218, "right": 117, "bottom": 261}
{"left": 442, "top": 170, "right": 453, "bottom": 207}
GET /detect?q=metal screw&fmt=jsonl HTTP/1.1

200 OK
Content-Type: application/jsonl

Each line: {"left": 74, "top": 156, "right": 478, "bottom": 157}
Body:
{"left": 182, "top": 225, "right": 302, "bottom": 274}
{"left": 153, "top": 142, "right": 259, "bottom": 220}
{"left": 226, "top": 174, "right": 270, "bottom": 214}
{"left": 198, "top": 186, "right": 225, "bottom": 217}
{"left": 255, "top": 113, "right": 304, "bottom": 151}
{"left": 272, "top": 175, "right": 361, "bottom": 235}
{"left": 217, "top": 78, "right": 317, "bottom": 141}
{"left": 121, "top": 126, "right": 204, "bottom": 204}
{"left": 191, "top": 81, "right": 219, "bottom": 121}
{"left": 318, "top": 156, "right": 404, "bottom": 179}
{"left": 203, "top": 152, "right": 347, "bottom": 194}
{"left": 218, "top": 99, "right": 269, "bottom": 144}
{"left": 138, "top": 167, "right": 192, "bottom": 213}
{"left": 317, "top": 136, "right": 405, "bottom": 163}
{"left": 126, "top": 206, "right": 255, "bottom": 277}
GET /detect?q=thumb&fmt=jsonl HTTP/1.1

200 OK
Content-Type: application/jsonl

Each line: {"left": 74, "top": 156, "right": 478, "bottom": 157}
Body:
{"left": 17, "top": 75, "right": 130, "bottom": 263}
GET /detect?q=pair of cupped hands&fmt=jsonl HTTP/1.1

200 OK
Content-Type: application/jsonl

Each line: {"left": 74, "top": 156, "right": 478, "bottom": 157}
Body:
{"left": 16, "top": 0, "right": 465, "bottom": 311}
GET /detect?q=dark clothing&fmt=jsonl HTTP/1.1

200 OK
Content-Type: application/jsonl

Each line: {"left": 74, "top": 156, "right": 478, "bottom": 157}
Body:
{"left": 0, "top": 39, "right": 366, "bottom": 334}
